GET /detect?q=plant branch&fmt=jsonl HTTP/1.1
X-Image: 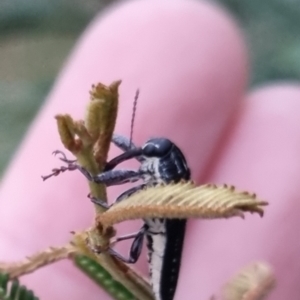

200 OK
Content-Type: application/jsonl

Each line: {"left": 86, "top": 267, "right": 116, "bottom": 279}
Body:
{"left": 54, "top": 81, "right": 154, "bottom": 300}
{"left": 222, "top": 262, "right": 275, "bottom": 300}
{"left": 0, "top": 245, "right": 75, "bottom": 279}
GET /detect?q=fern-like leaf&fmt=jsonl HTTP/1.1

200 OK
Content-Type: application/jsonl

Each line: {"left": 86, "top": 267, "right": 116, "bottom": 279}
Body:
{"left": 222, "top": 262, "right": 275, "bottom": 300}
{"left": 98, "top": 182, "right": 268, "bottom": 228}
{"left": 74, "top": 255, "right": 138, "bottom": 300}
{"left": 0, "top": 272, "right": 39, "bottom": 300}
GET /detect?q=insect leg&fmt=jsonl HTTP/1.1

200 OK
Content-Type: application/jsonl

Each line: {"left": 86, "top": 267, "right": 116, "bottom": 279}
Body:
{"left": 77, "top": 167, "right": 145, "bottom": 186}
{"left": 112, "top": 134, "right": 137, "bottom": 151}
{"left": 114, "top": 184, "right": 147, "bottom": 203}
{"left": 104, "top": 146, "right": 143, "bottom": 171}
{"left": 41, "top": 164, "right": 78, "bottom": 181}
{"left": 88, "top": 195, "right": 109, "bottom": 209}
{"left": 42, "top": 151, "right": 77, "bottom": 180}
{"left": 111, "top": 134, "right": 145, "bottom": 163}
{"left": 53, "top": 150, "right": 76, "bottom": 164}
{"left": 112, "top": 231, "right": 142, "bottom": 243}
{"left": 108, "top": 226, "right": 146, "bottom": 264}
{"left": 90, "top": 184, "right": 146, "bottom": 208}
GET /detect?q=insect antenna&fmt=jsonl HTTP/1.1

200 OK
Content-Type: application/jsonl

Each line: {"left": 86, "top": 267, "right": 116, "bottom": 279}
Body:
{"left": 129, "top": 89, "right": 139, "bottom": 147}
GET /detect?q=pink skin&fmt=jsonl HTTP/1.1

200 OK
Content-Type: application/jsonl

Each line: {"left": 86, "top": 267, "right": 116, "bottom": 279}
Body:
{"left": 0, "top": 0, "right": 298, "bottom": 299}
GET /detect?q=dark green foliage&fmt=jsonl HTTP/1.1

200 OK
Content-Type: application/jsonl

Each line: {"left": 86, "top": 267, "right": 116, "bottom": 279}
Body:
{"left": 217, "top": 0, "right": 300, "bottom": 85}
{"left": 0, "top": 272, "right": 39, "bottom": 300}
{"left": 74, "top": 255, "right": 137, "bottom": 300}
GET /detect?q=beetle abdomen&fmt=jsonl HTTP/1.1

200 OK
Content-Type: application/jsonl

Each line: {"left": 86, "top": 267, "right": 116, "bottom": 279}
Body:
{"left": 145, "top": 218, "right": 186, "bottom": 300}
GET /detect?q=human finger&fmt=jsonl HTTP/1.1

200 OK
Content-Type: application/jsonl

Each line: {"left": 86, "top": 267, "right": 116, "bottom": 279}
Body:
{"left": 178, "top": 84, "right": 300, "bottom": 300}
{"left": 0, "top": 0, "right": 247, "bottom": 299}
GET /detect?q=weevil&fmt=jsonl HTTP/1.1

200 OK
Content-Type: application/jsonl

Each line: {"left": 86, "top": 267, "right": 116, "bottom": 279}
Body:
{"left": 46, "top": 91, "right": 190, "bottom": 300}
{"left": 71, "top": 133, "right": 191, "bottom": 300}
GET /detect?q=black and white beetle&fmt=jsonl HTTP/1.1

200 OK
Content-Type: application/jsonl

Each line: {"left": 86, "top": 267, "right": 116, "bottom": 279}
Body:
{"left": 74, "top": 133, "right": 190, "bottom": 300}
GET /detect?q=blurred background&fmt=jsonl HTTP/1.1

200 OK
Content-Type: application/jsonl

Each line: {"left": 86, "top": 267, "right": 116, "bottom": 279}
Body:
{"left": 0, "top": 0, "right": 300, "bottom": 174}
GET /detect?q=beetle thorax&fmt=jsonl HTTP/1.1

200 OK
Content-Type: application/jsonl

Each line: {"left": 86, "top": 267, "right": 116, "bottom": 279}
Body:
{"left": 139, "top": 157, "right": 164, "bottom": 184}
